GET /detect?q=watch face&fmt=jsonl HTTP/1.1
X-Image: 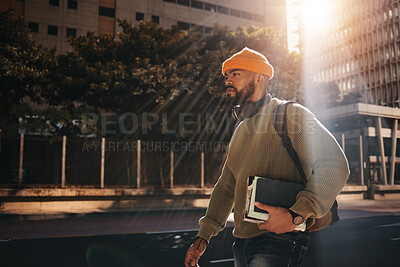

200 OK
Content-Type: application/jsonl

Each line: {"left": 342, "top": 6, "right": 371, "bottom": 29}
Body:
{"left": 293, "top": 216, "right": 304, "bottom": 225}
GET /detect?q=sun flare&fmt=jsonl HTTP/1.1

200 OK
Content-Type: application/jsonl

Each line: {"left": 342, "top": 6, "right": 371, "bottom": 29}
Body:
{"left": 301, "top": 0, "right": 334, "bottom": 34}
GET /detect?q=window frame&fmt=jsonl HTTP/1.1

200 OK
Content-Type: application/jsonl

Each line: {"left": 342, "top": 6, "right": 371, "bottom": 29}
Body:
{"left": 48, "top": 25, "right": 58, "bottom": 36}
{"left": 151, "top": 15, "right": 160, "bottom": 25}
{"left": 67, "top": 0, "right": 78, "bottom": 10}
{"left": 136, "top": 12, "right": 145, "bottom": 21}
{"left": 99, "top": 6, "right": 116, "bottom": 18}
{"left": 28, "top": 22, "right": 39, "bottom": 33}
{"left": 66, "top": 28, "right": 77, "bottom": 38}
{"left": 49, "top": 0, "right": 59, "bottom": 7}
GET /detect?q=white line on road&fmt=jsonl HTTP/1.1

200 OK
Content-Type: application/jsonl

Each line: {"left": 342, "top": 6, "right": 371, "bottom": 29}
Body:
{"left": 374, "top": 222, "right": 400, "bottom": 228}
{"left": 209, "top": 258, "right": 234, "bottom": 264}
{"left": 391, "top": 237, "right": 400, "bottom": 241}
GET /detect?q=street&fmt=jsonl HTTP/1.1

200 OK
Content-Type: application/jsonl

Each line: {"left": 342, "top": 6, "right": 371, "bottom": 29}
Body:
{"left": 0, "top": 209, "right": 399, "bottom": 267}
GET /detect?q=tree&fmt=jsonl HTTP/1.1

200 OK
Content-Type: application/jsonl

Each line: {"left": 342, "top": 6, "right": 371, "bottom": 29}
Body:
{"left": 305, "top": 82, "right": 341, "bottom": 112}
{"left": 47, "top": 20, "right": 303, "bottom": 142}
{"left": 339, "top": 91, "right": 362, "bottom": 106}
{"left": 0, "top": 9, "right": 56, "bottom": 135}
{"left": 0, "top": 13, "right": 304, "bottom": 188}
{"left": 48, "top": 21, "right": 187, "bottom": 113}
{"left": 305, "top": 81, "right": 362, "bottom": 112}
{"left": 0, "top": 15, "right": 301, "bottom": 140}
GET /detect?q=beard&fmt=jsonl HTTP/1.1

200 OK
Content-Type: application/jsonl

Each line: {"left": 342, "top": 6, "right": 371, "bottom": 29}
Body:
{"left": 226, "top": 80, "right": 255, "bottom": 106}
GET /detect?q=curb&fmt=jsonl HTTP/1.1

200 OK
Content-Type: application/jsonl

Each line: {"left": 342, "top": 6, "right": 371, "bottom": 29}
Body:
{"left": 0, "top": 206, "right": 207, "bottom": 222}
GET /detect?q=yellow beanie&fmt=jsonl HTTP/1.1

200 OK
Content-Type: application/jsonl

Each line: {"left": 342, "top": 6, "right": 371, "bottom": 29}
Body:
{"left": 222, "top": 47, "right": 274, "bottom": 79}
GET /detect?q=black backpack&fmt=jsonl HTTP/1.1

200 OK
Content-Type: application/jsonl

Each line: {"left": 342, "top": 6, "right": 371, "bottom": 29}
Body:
{"left": 273, "top": 101, "right": 339, "bottom": 229}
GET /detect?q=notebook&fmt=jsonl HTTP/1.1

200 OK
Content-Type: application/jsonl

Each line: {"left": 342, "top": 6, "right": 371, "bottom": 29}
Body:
{"left": 244, "top": 176, "right": 307, "bottom": 231}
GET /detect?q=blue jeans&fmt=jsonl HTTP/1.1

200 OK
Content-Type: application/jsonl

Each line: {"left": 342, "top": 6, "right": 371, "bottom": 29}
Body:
{"left": 232, "top": 231, "right": 310, "bottom": 267}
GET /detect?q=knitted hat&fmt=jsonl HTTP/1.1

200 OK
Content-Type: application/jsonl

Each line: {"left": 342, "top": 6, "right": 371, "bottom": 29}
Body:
{"left": 222, "top": 47, "right": 274, "bottom": 79}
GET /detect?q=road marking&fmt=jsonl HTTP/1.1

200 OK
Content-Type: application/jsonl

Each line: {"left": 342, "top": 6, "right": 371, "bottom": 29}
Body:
{"left": 374, "top": 222, "right": 400, "bottom": 228}
{"left": 209, "top": 258, "right": 234, "bottom": 264}
{"left": 145, "top": 229, "right": 198, "bottom": 235}
{"left": 391, "top": 237, "right": 400, "bottom": 241}
{"left": 0, "top": 239, "right": 11, "bottom": 242}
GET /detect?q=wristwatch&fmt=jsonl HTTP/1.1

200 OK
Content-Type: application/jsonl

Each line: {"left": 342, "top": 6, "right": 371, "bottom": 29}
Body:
{"left": 289, "top": 210, "right": 304, "bottom": 225}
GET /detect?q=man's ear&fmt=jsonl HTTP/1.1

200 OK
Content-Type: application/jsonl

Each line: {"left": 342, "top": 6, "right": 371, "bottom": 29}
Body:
{"left": 256, "top": 74, "right": 266, "bottom": 84}
{"left": 255, "top": 74, "right": 269, "bottom": 91}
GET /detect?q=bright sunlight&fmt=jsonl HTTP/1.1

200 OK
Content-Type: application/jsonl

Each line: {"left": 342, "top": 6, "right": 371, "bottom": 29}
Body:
{"left": 300, "top": 0, "right": 335, "bottom": 35}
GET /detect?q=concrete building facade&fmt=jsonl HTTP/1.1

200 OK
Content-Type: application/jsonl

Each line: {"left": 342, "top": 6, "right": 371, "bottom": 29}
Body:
{"left": 297, "top": 0, "right": 400, "bottom": 198}
{"left": 301, "top": 0, "right": 400, "bottom": 107}
{"left": 2, "top": 0, "right": 287, "bottom": 54}
{"left": 318, "top": 103, "right": 400, "bottom": 199}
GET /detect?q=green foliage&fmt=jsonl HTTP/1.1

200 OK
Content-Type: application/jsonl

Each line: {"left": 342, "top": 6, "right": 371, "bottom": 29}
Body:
{"left": 0, "top": 9, "right": 57, "bottom": 135}
{"left": 1, "top": 11, "right": 302, "bottom": 141}
{"left": 306, "top": 82, "right": 362, "bottom": 112}
{"left": 339, "top": 91, "right": 362, "bottom": 106}
{"left": 306, "top": 82, "right": 341, "bottom": 111}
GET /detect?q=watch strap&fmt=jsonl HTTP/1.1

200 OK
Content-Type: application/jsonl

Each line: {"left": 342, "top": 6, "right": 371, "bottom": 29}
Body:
{"left": 289, "top": 209, "right": 304, "bottom": 225}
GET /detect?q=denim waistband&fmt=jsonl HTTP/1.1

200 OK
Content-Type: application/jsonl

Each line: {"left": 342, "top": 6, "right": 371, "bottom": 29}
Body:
{"left": 235, "top": 230, "right": 310, "bottom": 244}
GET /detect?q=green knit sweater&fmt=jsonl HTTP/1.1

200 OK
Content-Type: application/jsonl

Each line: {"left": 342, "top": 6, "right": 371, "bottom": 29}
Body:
{"left": 198, "top": 98, "right": 350, "bottom": 243}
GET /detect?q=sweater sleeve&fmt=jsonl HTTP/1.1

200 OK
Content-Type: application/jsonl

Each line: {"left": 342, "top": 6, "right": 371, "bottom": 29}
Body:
{"left": 197, "top": 160, "right": 236, "bottom": 243}
{"left": 286, "top": 104, "right": 350, "bottom": 221}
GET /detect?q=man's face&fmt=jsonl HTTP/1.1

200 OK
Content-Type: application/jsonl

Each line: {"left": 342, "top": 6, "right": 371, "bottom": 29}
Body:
{"left": 224, "top": 69, "right": 255, "bottom": 105}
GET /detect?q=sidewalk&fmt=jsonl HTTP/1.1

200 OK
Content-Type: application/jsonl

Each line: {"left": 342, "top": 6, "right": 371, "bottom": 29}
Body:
{"left": 337, "top": 199, "right": 400, "bottom": 219}
{"left": 1, "top": 198, "right": 400, "bottom": 222}
{"left": 0, "top": 187, "right": 213, "bottom": 221}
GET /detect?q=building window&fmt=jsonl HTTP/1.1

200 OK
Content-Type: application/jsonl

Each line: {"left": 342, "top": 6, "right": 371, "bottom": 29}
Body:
{"left": 178, "top": 21, "right": 190, "bottom": 30}
{"left": 66, "top": 28, "right": 77, "bottom": 38}
{"left": 163, "top": 0, "right": 176, "bottom": 3}
{"left": 28, "top": 22, "right": 39, "bottom": 33}
{"left": 243, "top": 12, "right": 253, "bottom": 20}
{"left": 230, "top": 9, "right": 241, "bottom": 18}
{"left": 217, "top": 6, "right": 228, "bottom": 15}
{"left": 191, "top": 1, "right": 203, "bottom": 9}
{"left": 190, "top": 24, "right": 200, "bottom": 32}
{"left": 177, "top": 0, "right": 189, "bottom": 6}
{"left": 99, "top": 6, "right": 115, "bottom": 18}
{"left": 136, "top": 12, "right": 144, "bottom": 21}
{"left": 151, "top": 15, "right": 160, "bottom": 24}
{"left": 49, "top": 0, "right": 59, "bottom": 7}
{"left": 68, "top": 0, "right": 78, "bottom": 10}
{"left": 48, "top": 25, "right": 58, "bottom": 36}
{"left": 204, "top": 3, "right": 216, "bottom": 12}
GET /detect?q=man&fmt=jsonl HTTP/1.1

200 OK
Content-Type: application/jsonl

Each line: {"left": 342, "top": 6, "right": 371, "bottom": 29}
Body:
{"left": 184, "top": 47, "right": 349, "bottom": 267}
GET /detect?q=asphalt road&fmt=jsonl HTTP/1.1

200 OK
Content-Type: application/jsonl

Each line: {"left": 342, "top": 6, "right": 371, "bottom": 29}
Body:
{"left": 0, "top": 214, "right": 399, "bottom": 267}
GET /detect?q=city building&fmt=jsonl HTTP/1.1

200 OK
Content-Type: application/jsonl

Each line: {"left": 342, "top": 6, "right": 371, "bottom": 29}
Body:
{"left": 317, "top": 102, "right": 400, "bottom": 199}
{"left": 1, "top": 0, "right": 287, "bottom": 54}
{"left": 297, "top": 0, "right": 400, "bottom": 197}
{"left": 300, "top": 0, "right": 400, "bottom": 107}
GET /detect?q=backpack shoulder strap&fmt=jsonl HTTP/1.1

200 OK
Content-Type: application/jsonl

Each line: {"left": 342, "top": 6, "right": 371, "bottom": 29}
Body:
{"left": 273, "top": 101, "right": 340, "bottom": 227}
{"left": 272, "top": 101, "right": 307, "bottom": 184}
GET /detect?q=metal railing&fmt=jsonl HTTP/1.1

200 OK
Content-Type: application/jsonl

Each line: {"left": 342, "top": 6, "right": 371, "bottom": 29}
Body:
{"left": 0, "top": 135, "right": 227, "bottom": 188}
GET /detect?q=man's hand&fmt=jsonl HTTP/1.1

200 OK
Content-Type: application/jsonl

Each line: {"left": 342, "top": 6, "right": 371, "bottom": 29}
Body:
{"left": 184, "top": 237, "right": 207, "bottom": 267}
{"left": 255, "top": 202, "right": 297, "bottom": 234}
